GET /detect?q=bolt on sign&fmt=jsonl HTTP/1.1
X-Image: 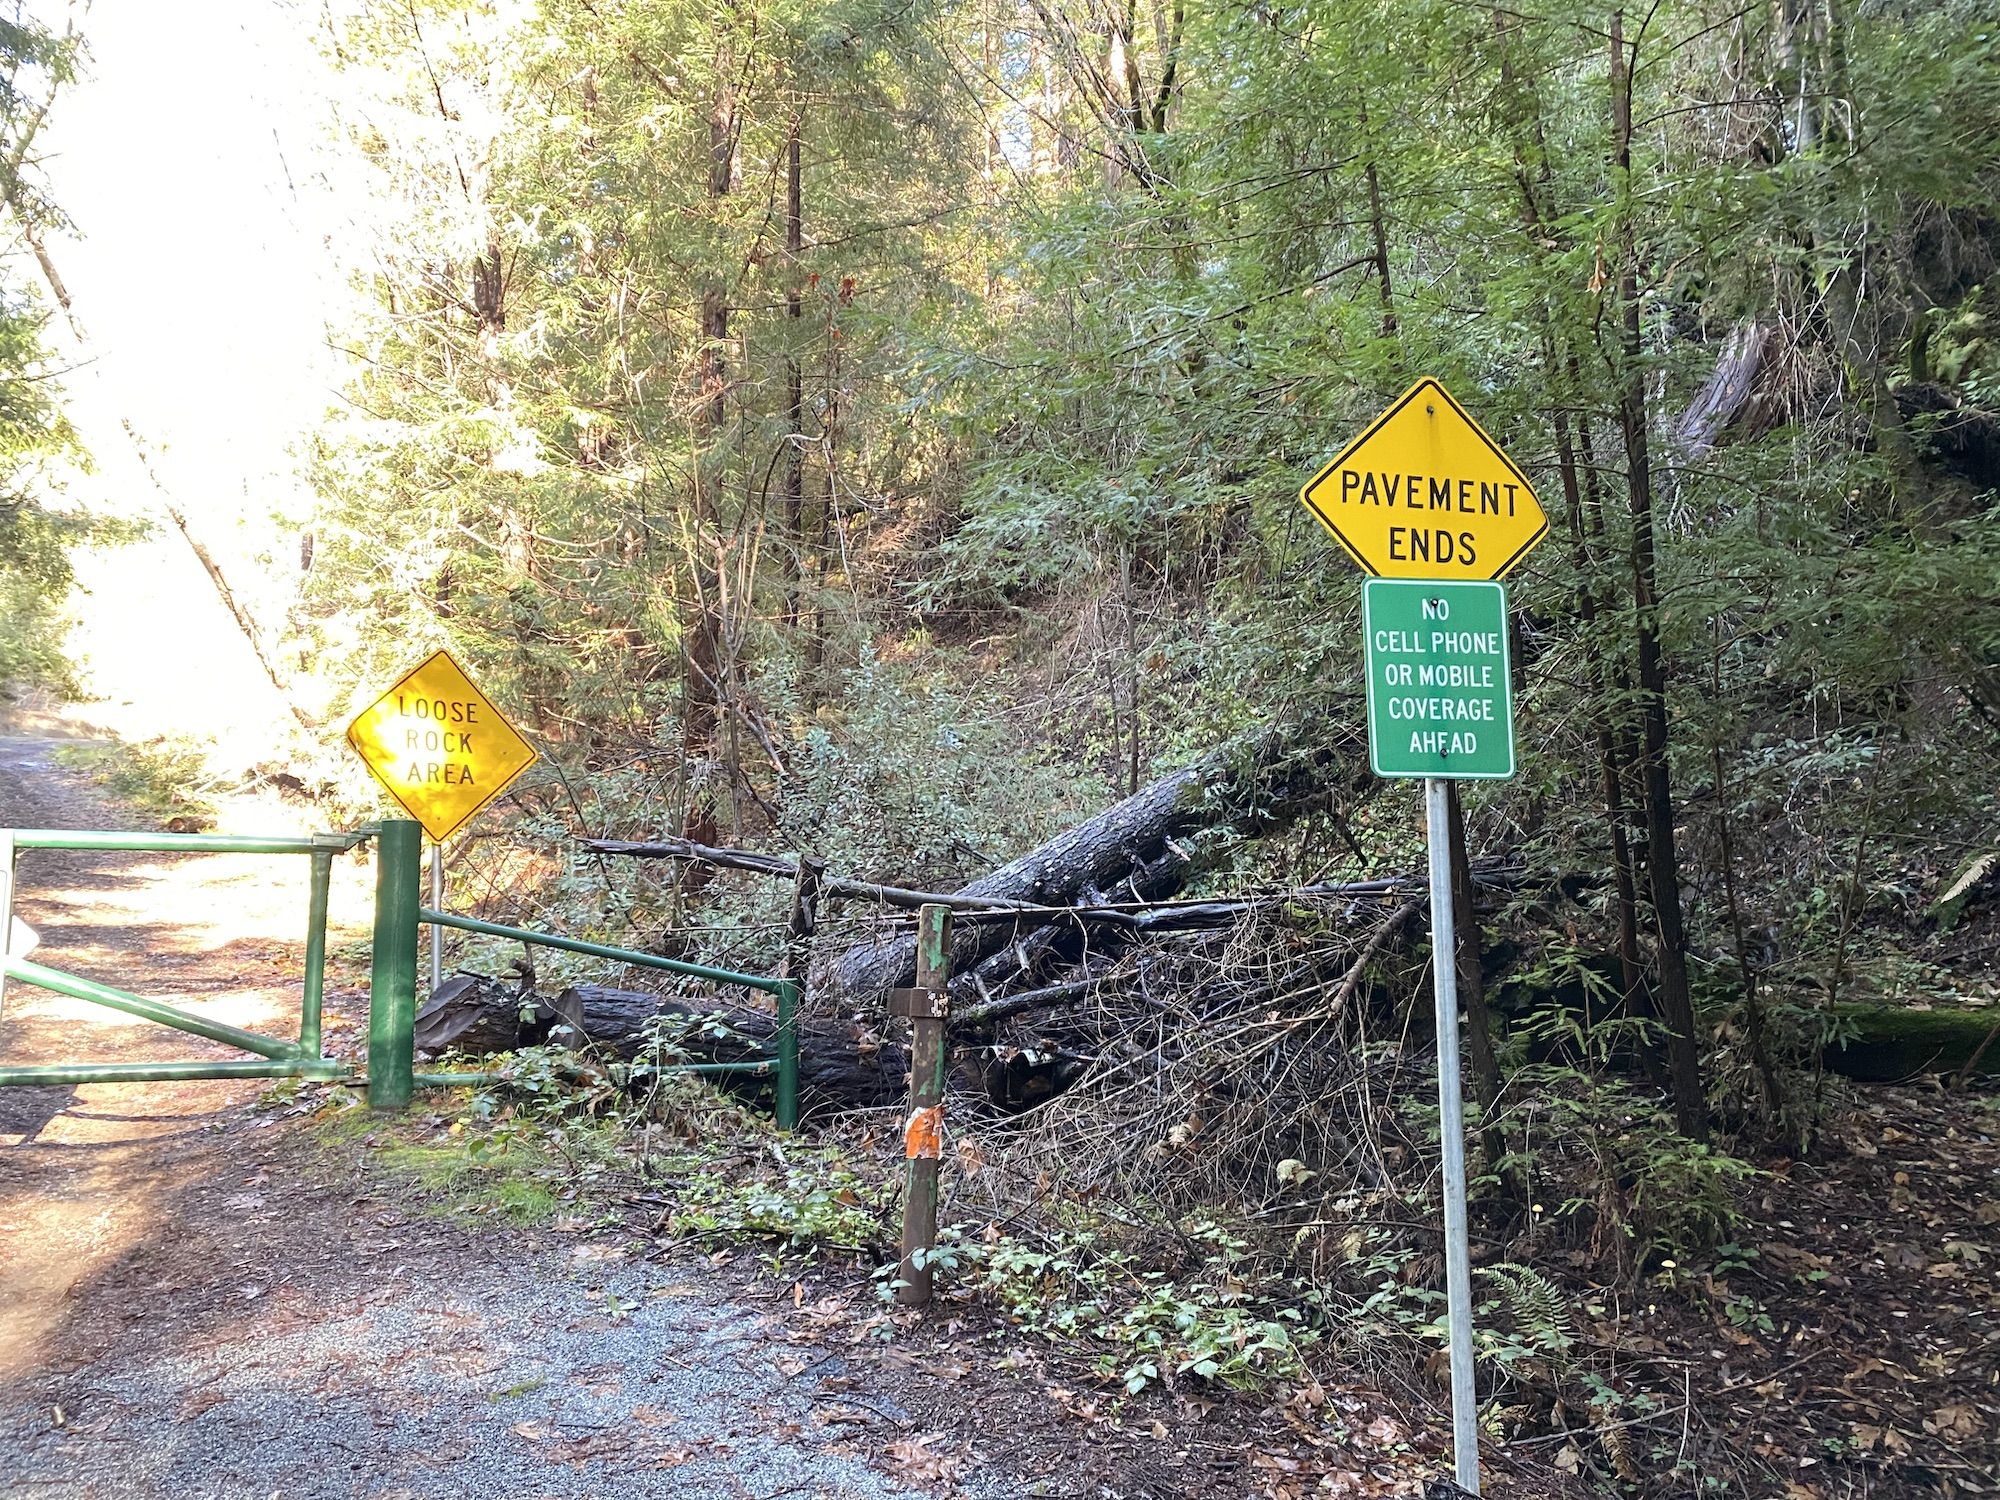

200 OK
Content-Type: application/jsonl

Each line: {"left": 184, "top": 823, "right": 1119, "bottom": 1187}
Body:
{"left": 1363, "top": 579, "right": 1515, "bottom": 779}
{"left": 1299, "top": 377, "right": 1547, "bottom": 581}
{"left": 345, "top": 649, "right": 539, "bottom": 842}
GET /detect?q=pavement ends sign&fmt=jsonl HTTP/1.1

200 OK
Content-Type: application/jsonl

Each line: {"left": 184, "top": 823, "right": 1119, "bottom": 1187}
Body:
{"left": 1299, "top": 377, "right": 1547, "bottom": 581}
{"left": 346, "top": 650, "right": 538, "bottom": 842}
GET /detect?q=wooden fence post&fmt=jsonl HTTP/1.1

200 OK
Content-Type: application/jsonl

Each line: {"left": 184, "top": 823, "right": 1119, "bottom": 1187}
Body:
{"left": 784, "top": 854, "right": 824, "bottom": 988}
{"left": 893, "top": 903, "right": 952, "bottom": 1307}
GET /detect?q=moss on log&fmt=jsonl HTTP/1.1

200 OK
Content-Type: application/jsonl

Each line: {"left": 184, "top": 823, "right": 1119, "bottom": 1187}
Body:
{"left": 1826, "top": 1004, "right": 1998, "bottom": 1082}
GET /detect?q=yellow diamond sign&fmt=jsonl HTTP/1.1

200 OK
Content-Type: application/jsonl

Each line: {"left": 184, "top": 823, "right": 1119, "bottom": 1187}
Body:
{"left": 1299, "top": 377, "right": 1547, "bottom": 581}
{"left": 346, "top": 650, "right": 538, "bottom": 842}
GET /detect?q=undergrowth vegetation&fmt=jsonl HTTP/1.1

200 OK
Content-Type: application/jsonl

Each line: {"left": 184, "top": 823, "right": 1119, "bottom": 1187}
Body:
{"left": 314, "top": 968, "right": 1937, "bottom": 1500}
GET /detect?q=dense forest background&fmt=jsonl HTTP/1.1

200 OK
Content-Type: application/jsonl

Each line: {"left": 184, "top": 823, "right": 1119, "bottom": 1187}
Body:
{"left": 288, "top": 0, "right": 2000, "bottom": 1127}
{"left": 3, "top": 0, "right": 1999, "bottom": 1495}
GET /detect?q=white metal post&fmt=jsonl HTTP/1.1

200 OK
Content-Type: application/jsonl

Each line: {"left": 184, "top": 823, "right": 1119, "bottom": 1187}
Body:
{"left": 429, "top": 841, "right": 445, "bottom": 992}
{"left": 1425, "top": 775, "right": 1480, "bottom": 1494}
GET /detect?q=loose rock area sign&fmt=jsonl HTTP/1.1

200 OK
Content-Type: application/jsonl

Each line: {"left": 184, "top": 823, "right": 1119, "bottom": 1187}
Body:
{"left": 1361, "top": 579, "right": 1514, "bottom": 779}
{"left": 346, "top": 649, "right": 538, "bottom": 841}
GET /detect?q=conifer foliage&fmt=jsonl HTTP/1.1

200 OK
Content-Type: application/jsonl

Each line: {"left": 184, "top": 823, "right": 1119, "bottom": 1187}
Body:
{"left": 304, "top": 0, "right": 2000, "bottom": 1142}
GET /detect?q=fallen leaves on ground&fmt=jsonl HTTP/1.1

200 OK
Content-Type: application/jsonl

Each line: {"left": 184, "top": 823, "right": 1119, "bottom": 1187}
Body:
{"left": 884, "top": 1431, "right": 969, "bottom": 1487}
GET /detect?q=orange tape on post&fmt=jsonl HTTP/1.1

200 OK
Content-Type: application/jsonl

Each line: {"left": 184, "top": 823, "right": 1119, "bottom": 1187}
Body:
{"left": 903, "top": 1104, "right": 944, "bottom": 1160}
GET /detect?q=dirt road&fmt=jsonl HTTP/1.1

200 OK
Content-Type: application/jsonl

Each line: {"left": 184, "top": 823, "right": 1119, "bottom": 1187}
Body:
{"left": 0, "top": 723, "right": 977, "bottom": 1500}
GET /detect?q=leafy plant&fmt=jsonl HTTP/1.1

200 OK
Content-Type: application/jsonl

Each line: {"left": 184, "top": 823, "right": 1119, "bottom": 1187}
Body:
{"left": 914, "top": 1217, "right": 1322, "bottom": 1395}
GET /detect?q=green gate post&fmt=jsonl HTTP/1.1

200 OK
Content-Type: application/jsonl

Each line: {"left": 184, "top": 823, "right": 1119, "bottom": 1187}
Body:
{"left": 299, "top": 843, "right": 336, "bottom": 1059}
{"left": 774, "top": 980, "right": 801, "bottom": 1131}
{"left": 368, "top": 819, "right": 423, "bottom": 1110}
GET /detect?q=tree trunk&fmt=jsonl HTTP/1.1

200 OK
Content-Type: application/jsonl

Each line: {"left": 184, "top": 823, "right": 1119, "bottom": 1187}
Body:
{"left": 682, "top": 30, "right": 738, "bottom": 852}
{"left": 1446, "top": 784, "right": 1511, "bottom": 1190}
{"left": 783, "top": 106, "right": 805, "bottom": 624}
{"left": 1359, "top": 96, "right": 1396, "bottom": 339}
{"left": 415, "top": 972, "right": 543, "bottom": 1056}
{"left": 1548, "top": 401, "right": 1651, "bottom": 1042}
{"left": 563, "top": 985, "right": 911, "bottom": 1115}
{"left": 1611, "top": 14, "right": 1706, "bottom": 1139}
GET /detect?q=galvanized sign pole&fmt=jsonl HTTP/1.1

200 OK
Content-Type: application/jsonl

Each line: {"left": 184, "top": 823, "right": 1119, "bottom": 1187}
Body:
{"left": 1372, "top": 576, "right": 1510, "bottom": 1486}
{"left": 1425, "top": 776, "right": 1480, "bottom": 1495}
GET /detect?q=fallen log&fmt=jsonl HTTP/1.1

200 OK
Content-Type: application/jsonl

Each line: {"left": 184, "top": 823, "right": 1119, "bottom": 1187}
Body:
{"left": 554, "top": 984, "right": 912, "bottom": 1115}
{"left": 414, "top": 972, "right": 546, "bottom": 1058}
{"left": 414, "top": 976, "right": 686, "bottom": 1065}
{"left": 418, "top": 975, "right": 914, "bottom": 1115}
{"left": 1826, "top": 1003, "right": 2000, "bottom": 1083}
{"left": 545, "top": 984, "right": 672, "bottom": 1054}
{"left": 827, "top": 715, "right": 1371, "bottom": 1003}
{"left": 955, "top": 975, "right": 1107, "bottom": 1033}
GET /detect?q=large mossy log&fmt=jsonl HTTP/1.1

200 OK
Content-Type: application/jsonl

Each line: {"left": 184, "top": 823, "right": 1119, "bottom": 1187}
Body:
{"left": 1494, "top": 956, "right": 2000, "bottom": 1085}
{"left": 828, "top": 715, "right": 1371, "bottom": 1004}
{"left": 1828, "top": 1003, "right": 1999, "bottom": 1082}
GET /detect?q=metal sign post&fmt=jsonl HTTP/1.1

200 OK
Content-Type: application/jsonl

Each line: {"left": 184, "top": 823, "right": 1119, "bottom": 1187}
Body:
{"left": 892, "top": 903, "right": 953, "bottom": 1307}
{"left": 1425, "top": 776, "right": 1480, "bottom": 1495}
{"left": 1360, "top": 576, "right": 1514, "bottom": 1490}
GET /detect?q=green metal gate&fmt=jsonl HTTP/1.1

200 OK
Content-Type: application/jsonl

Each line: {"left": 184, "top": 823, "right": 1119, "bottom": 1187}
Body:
{"left": 0, "top": 826, "right": 359, "bottom": 1088}
{"left": 0, "top": 818, "right": 800, "bottom": 1128}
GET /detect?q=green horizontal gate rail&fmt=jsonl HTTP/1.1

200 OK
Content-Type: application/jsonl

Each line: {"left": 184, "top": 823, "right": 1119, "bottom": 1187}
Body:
{"left": 0, "top": 828, "right": 363, "bottom": 1089}
{"left": 372, "top": 817, "right": 799, "bottom": 1129}
{"left": 0, "top": 818, "right": 800, "bottom": 1132}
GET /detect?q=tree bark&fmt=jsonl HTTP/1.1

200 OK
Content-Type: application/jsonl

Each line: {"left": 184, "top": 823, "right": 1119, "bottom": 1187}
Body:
{"left": 1611, "top": 14, "right": 1706, "bottom": 1139}
{"left": 1550, "top": 400, "right": 1651, "bottom": 1042}
{"left": 682, "top": 24, "right": 739, "bottom": 853}
{"left": 783, "top": 106, "right": 805, "bottom": 624}
{"left": 1446, "top": 784, "right": 1511, "bottom": 1188}
{"left": 563, "top": 985, "right": 910, "bottom": 1114}
{"left": 1359, "top": 95, "right": 1396, "bottom": 338}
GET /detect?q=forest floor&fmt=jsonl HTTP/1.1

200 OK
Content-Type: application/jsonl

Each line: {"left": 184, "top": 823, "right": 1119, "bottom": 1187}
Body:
{"left": 3, "top": 709, "right": 1996, "bottom": 1500}
{"left": 0, "top": 712, "right": 1469, "bottom": 1500}
{"left": 0, "top": 713, "right": 981, "bottom": 1500}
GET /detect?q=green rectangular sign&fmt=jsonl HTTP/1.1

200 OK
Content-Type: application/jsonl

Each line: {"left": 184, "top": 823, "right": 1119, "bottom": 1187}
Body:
{"left": 1362, "top": 579, "right": 1515, "bottom": 779}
